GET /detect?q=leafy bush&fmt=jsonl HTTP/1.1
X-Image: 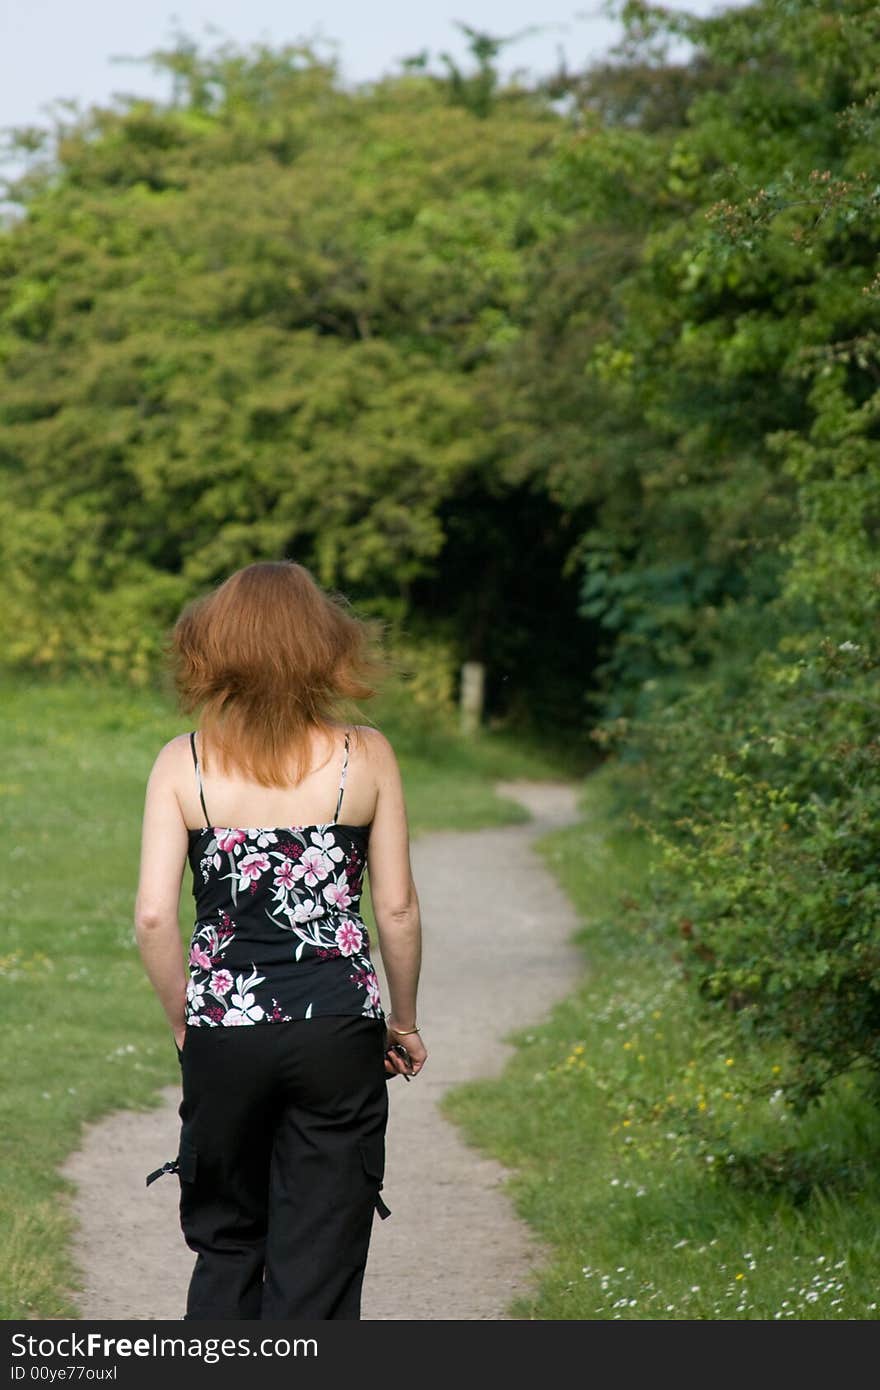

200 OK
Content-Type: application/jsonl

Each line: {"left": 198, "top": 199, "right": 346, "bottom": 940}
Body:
{"left": 575, "top": 0, "right": 880, "bottom": 1114}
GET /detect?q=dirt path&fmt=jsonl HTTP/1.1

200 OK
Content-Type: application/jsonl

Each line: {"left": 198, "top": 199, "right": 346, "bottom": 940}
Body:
{"left": 60, "top": 779, "right": 583, "bottom": 1320}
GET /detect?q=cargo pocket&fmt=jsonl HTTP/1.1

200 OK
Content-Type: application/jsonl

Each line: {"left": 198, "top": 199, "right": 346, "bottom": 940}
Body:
{"left": 360, "top": 1136, "right": 390, "bottom": 1220}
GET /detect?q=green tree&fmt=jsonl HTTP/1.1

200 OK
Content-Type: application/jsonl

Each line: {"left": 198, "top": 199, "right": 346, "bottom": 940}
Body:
{"left": 0, "top": 35, "right": 597, "bottom": 730}
{"left": 554, "top": 0, "right": 880, "bottom": 1111}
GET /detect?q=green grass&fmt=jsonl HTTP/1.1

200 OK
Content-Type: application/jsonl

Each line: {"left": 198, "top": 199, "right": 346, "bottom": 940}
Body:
{"left": 0, "top": 671, "right": 571, "bottom": 1319}
{"left": 442, "top": 769, "right": 880, "bottom": 1320}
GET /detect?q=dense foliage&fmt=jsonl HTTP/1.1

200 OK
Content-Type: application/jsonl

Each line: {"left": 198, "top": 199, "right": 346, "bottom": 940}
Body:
{"left": 0, "top": 36, "right": 594, "bottom": 729}
{"left": 543, "top": 0, "right": 880, "bottom": 1116}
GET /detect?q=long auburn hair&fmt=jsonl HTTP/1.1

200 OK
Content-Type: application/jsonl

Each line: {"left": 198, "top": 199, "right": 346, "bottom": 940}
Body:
{"left": 168, "top": 561, "right": 392, "bottom": 787}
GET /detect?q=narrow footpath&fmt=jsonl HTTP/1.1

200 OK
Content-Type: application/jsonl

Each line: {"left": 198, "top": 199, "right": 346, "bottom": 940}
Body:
{"left": 60, "top": 779, "right": 583, "bottom": 1320}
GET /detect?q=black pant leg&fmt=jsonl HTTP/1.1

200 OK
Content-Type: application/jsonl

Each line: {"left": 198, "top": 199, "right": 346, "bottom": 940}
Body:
{"left": 260, "top": 1015, "right": 389, "bottom": 1320}
{"left": 178, "top": 1024, "right": 278, "bottom": 1320}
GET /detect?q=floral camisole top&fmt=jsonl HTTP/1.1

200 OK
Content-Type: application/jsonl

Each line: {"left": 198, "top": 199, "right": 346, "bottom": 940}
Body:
{"left": 184, "top": 729, "right": 383, "bottom": 1028}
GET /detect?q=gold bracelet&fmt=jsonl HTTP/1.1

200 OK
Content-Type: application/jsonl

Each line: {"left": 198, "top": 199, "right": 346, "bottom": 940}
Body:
{"left": 387, "top": 1022, "right": 420, "bottom": 1035}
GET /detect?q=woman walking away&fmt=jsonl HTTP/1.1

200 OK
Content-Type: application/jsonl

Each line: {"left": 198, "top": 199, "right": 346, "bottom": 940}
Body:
{"left": 134, "top": 560, "right": 427, "bottom": 1320}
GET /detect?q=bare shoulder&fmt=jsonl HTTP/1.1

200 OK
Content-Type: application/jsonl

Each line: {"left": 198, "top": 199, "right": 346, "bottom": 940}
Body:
{"left": 148, "top": 732, "right": 192, "bottom": 778}
{"left": 349, "top": 724, "right": 397, "bottom": 763}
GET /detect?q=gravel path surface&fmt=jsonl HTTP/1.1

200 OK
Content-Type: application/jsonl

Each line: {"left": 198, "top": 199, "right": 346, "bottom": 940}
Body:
{"left": 60, "top": 778, "right": 583, "bottom": 1320}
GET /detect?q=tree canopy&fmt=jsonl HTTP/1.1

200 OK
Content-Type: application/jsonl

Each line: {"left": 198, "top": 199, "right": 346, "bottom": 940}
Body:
{"left": 0, "top": 33, "right": 592, "bottom": 726}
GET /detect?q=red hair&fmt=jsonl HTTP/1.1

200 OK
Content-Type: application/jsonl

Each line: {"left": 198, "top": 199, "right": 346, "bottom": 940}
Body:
{"left": 168, "top": 561, "right": 392, "bottom": 786}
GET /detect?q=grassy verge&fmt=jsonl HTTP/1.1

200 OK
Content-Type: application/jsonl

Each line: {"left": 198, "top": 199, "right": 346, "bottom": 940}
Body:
{"left": 442, "top": 769, "right": 880, "bottom": 1320}
{"left": 0, "top": 672, "right": 572, "bottom": 1319}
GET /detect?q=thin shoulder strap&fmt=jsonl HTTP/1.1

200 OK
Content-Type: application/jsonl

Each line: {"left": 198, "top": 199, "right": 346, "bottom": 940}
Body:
{"left": 190, "top": 731, "right": 210, "bottom": 827}
{"left": 333, "top": 730, "right": 351, "bottom": 824}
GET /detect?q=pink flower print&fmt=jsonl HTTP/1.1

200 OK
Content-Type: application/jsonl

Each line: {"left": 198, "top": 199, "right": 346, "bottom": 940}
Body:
{"left": 237, "top": 851, "right": 270, "bottom": 890}
{"left": 274, "top": 859, "right": 296, "bottom": 891}
{"left": 323, "top": 874, "right": 353, "bottom": 911}
{"left": 251, "top": 830, "right": 279, "bottom": 849}
{"left": 186, "top": 979, "right": 205, "bottom": 1011}
{"left": 217, "top": 829, "right": 247, "bottom": 853}
{"left": 222, "top": 969, "right": 266, "bottom": 1024}
{"left": 199, "top": 925, "right": 220, "bottom": 954}
{"left": 268, "top": 1000, "right": 288, "bottom": 1022}
{"left": 221, "top": 1010, "right": 249, "bottom": 1025}
{"left": 293, "top": 846, "right": 331, "bottom": 887}
{"left": 190, "top": 944, "right": 213, "bottom": 971}
{"left": 348, "top": 968, "right": 381, "bottom": 1011}
{"left": 334, "top": 920, "right": 363, "bottom": 957}
{"left": 310, "top": 830, "right": 345, "bottom": 865}
{"left": 205, "top": 1005, "right": 225, "bottom": 1023}
{"left": 210, "top": 969, "right": 233, "bottom": 996}
{"left": 286, "top": 897, "right": 324, "bottom": 924}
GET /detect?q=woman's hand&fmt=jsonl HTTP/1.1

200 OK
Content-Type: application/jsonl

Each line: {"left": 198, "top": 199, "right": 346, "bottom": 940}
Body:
{"left": 384, "top": 1024, "right": 427, "bottom": 1078}
{"left": 173, "top": 1025, "right": 187, "bottom": 1053}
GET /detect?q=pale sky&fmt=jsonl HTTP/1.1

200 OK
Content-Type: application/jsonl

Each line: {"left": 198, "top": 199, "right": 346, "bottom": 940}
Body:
{"left": 1, "top": 1, "right": 743, "bottom": 132}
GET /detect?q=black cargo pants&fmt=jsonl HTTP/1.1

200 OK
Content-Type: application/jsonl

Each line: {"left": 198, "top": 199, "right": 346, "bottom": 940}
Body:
{"left": 156, "top": 1015, "right": 390, "bottom": 1320}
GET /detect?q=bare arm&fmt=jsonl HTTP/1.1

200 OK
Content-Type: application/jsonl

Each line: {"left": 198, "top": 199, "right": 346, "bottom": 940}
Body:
{"left": 134, "top": 739, "right": 190, "bottom": 1049}
{"left": 364, "top": 730, "right": 426, "bottom": 1075}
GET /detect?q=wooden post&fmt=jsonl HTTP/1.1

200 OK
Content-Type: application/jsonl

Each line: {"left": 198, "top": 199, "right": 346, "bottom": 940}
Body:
{"left": 460, "top": 660, "right": 485, "bottom": 736}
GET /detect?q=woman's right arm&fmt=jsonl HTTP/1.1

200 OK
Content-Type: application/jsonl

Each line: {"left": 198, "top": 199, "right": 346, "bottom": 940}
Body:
{"left": 133, "top": 740, "right": 190, "bottom": 1050}
{"left": 364, "top": 729, "right": 427, "bottom": 1077}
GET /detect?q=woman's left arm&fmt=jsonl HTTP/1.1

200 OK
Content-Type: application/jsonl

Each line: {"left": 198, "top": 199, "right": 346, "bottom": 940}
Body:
{"left": 134, "top": 740, "right": 190, "bottom": 1050}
